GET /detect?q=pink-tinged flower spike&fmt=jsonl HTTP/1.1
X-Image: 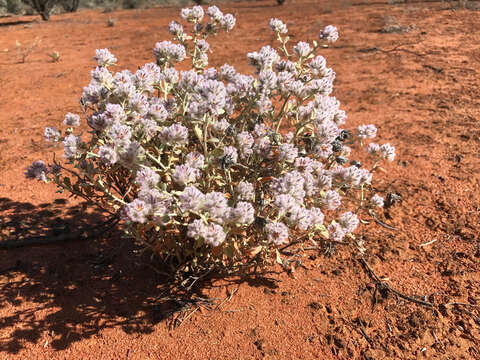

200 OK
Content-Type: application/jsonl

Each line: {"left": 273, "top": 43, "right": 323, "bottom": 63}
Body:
{"left": 171, "top": 69, "right": 191, "bottom": 87}
{"left": 289, "top": 207, "right": 313, "bottom": 231}
{"left": 159, "top": 124, "right": 189, "bottom": 146}
{"left": 147, "top": 99, "right": 168, "bottom": 122}
{"left": 105, "top": 103, "right": 127, "bottom": 123}
{"left": 212, "top": 119, "right": 230, "bottom": 134}
{"left": 236, "top": 131, "right": 254, "bottom": 159}
{"left": 278, "top": 143, "right": 298, "bottom": 163}
{"left": 187, "top": 219, "right": 207, "bottom": 240}
{"left": 108, "top": 122, "right": 131, "bottom": 147}
{"left": 162, "top": 68, "right": 179, "bottom": 84}
{"left": 128, "top": 92, "right": 149, "bottom": 115}
{"left": 258, "top": 70, "right": 277, "bottom": 93}
{"left": 64, "top": 113, "right": 80, "bottom": 127}
{"left": 253, "top": 123, "right": 270, "bottom": 139}
{"left": 293, "top": 41, "right": 311, "bottom": 58}
{"left": 154, "top": 41, "right": 186, "bottom": 65}
{"left": 185, "top": 152, "right": 205, "bottom": 169}
{"left": 44, "top": 127, "right": 60, "bottom": 142}
{"left": 124, "top": 199, "right": 151, "bottom": 224}
{"left": 98, "top": 145, "right": 118, "bottom": 165}
{"left": 139, "top": 189, "right": 172, "bottom": 212}
{"left": 303, "top": 172, "right": 317, "bottom": 197}
{"left": 319, "top": 25, "right": 339, "bottom": 43}
{"left": 357, "top": 124, "right": 377, "bottom": 139}
{"left": 222, "top": 146, "right": 238, "bottom": 164}
{"left": 220, "top": 64, "right": 236, "bottom": 82}
{"left": 179, "top": 186, "right": 205, "bottom": 213}
{"left": 370, "top": 194, "right": 384, "bottom": 208}
{"left": 310, "top": 207, "right": 325, "bottom": 227}
{"left": 220, "top": 14, "right": 236, "bottom": 31}
{"left": 333, "top": 110, "right": 347, "bottom": 126}
{"left": 341, "top": 166, "right": 364, "bottom": 187}
{"left": 266, "top": 222, "right": 289, "bottom": 245}
{"left": 25, "top": 160, "right": 48, "bottom": 181}
{"left": 236, "top": 181, "right": 255, "bottom": 201}
{"left": 168, "top": 21, "right": 184, "bottom": 37}
{"left": 202, "top": 223, "right": 226, "bottom": 247}
{"left": 91, "top": 66, "right": 113, "bottom": 86}
{"left": 322, "top": 190, "right": 341, "bottom": 210}
{"left": 271, "top": 171, "right": 306, "bottom": 202}
{"left": 328, "top": 222, "right": 345, "bottom": 242}
{"left": 380, "top": 143, "right": 396, "bottom": 162}
{"left": 308, "top": 56, "right": 327, "bottom": 76}
{"left": 195, "top": 39, "right": 210, "bottom": 53}
{"left": 274, "top": 194, "right": 300, "bottom": 215}
{"left": 141, "top": 62, "right": 161, "bottom": 84}
{"left": 203, "top": 192, "right": 230, "bottom": 223}
{"left": 314, "top": 143, "right": 333, "bottom": 159}
{"left": 284, "top": 132, "right": 294, "bottom": 143}
{"left": 118, "top": 141, "right": 145, "bottom": 168}
{"left": 181, "top": 6, "right": 204, "bottom": 22}
{"left": 206, "top": 6, "right": 223, "bottom": 22}
{"left": 338, "top": 211, "right": 359, "bottom": 233}
{"left": 367, "top": 142, "right": 380, "bottom": 154}
{"left": 294, "top": 157, "right": 314, "bottom": 173}
{"left": 62, "top": 134, "right": 81, "bottom": 160}
{"left": 135, "top": 167, "right": 160, "bottom": 191}
{"left": 94, "top": 48, "right": 117, "bottom": 67}
{"left": 81, "top": 82, "right": 107, "bottom": 106}
{"left": 269, "top": 18, "right": 288, "bottom": 34}
{"left": 88, "top": 112, "right": 109, "bottom": 132}
{"left": 133, "top": 69, "right": 155, "bottom": 93}
{"left": 254, "top": 137, "right": 272, "bottom": 158}
{"left": 247, "top": 46, "right": 280, "bottom": 73}
{"left": 230, "top": 202, "right": 255, "bottom": 225}
{"left": 172, "top": 165, "right": 199, "bottom": 187}
{"left": 256, "top": 96, "right": 272, "bottom": 115}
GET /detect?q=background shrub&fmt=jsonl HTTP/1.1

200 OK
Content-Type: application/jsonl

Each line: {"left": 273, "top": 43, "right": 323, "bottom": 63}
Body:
{"left": 21, "top": 0, "right": 58, "bottom": 20}
{"left": 61, "top": 0, "right": 79, "bottom": 12}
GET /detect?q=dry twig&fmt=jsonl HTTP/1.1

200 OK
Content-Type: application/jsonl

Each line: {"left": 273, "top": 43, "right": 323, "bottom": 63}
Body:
{"left": 358, "top": 257, "right": 434, "bottom": 308}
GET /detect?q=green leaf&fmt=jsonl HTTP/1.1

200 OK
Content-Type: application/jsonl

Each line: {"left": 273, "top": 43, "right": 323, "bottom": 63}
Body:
{"left": 224, "top": 244, "right": 234, "bottom": 258}
{"left": 210, "top": 148, "right": 224, "bottom": 158}
{"left": 315, "top": 224, "right": 329, "bottom": 239}
{"left": 215, "top": 179, "right": 226, "bottom": 187}
{"left": 275, "top": 249, "right": 283, "bottom": 265}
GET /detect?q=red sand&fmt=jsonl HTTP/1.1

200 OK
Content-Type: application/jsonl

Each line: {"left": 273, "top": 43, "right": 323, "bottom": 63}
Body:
{"left": 0, "top": 1, "right": 479, "bottom": 358}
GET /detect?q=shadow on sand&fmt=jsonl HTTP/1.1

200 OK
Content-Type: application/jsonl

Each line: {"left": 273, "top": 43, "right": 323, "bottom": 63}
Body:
{"left": 0, "top": 198, "right": 279, "bottom": 353}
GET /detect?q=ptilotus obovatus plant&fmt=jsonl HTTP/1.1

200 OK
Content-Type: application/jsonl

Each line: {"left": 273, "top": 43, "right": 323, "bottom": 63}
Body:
{"left": 27, "top": 6, "right": 396, "bottom": 275}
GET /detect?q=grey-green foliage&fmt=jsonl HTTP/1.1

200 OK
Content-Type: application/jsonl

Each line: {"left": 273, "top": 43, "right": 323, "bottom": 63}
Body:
{"left": 6, "top": 0, "right": 24, "bottom": 14}
{"left": 21, "top": 0, "right": 58, "bottom": 20}
{"left": 61, "top": 0, "right": 79, "bottom": 11}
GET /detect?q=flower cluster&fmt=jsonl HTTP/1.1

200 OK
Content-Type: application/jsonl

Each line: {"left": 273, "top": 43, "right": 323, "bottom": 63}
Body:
{"left": 28, "top": 7, "right": 395, "bottom": 274}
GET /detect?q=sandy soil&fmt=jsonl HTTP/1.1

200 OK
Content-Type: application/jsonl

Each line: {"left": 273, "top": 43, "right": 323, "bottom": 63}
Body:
{"left": 0, "top": 0, "right": 479, "bottom": 358}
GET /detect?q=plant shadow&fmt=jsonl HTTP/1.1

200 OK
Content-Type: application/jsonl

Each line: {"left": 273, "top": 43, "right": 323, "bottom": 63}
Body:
{"left": 0, "top": 198, "right": 279, "bottom": 354}
{"left": 0, "top": 19, "right": 36, "bottom": 28}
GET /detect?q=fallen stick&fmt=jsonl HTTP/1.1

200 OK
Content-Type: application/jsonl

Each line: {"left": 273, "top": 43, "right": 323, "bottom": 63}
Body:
{"left": 358, "top": 45, "right": 425, "bottom": 57}
{"left": 358, "top": 257, "right": 434, "bottom": 308}
{"left": 419, "top": 239, "right": 437, "bottom": 247}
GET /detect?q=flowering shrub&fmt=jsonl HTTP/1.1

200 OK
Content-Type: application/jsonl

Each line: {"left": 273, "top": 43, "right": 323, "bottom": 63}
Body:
{"left": 27, "top": 6, "right": 395, "bottom": 275}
